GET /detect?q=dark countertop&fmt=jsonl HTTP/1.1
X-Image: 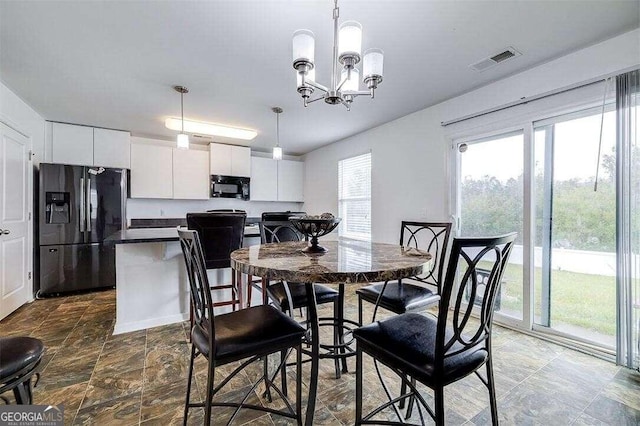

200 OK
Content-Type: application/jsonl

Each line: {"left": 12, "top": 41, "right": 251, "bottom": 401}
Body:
{"left": 105, "top": 225, "right": 260, "bottom": 245}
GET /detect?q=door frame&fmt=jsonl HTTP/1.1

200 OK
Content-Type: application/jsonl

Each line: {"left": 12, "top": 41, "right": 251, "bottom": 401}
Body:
{"left": 0, "top": 114, "right": 35, "bottom": 314}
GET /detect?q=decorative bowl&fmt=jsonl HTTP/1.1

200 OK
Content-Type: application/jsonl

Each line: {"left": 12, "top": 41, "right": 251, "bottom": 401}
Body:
{"left": 289, "top": 216, "right": 341, "bottom": 253}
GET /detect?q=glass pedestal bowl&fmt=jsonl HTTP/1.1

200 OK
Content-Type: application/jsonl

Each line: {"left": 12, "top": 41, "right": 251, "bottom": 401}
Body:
{"left": 289, "top": 217, "right": 341, "bottom": 253}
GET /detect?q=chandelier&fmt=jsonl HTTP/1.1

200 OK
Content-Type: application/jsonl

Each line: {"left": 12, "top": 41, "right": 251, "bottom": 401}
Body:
{"left": 292, "top": 0, "right": 384, "bottom": 110}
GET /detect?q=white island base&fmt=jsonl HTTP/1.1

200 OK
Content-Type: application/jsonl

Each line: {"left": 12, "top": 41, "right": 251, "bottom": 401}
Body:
{"left": 113, "top": 241, "right": 191, "bottom": 335}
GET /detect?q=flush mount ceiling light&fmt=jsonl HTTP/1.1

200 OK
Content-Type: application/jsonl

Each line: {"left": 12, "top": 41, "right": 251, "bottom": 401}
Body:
{"left": 173, "top": 85, "right": 189, "bottom": 149}
{"left": 165, "top": 118, "right": 258, "bottom": 141}
{"left": 272, "top": 107, "right": 283, "bottom": 160}
{"left": 292, "top": 0, "right": 384, "bottom": 111}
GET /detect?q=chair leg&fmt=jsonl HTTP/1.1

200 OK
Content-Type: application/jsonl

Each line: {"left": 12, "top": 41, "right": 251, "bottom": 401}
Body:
{"left": 486, "top": 358, "right": 499, "bottom": 426}
{"left": 399, "top": 375, "right": 407, "bottom": 409}
{"left": 12, "top": 379, "right": 31, "bottom": 404}
{"left": 263, "top": 356, "right": 273, "bottom": 403}
{"left": 183, "top": 345, "right": 196, "bottom": 425}
{"left": 355, "top": 346, "right": 363, "bottom": 426}
{"left": 231, "top": 271, "right": 238, "bottom": 312}
{"left": 247, "top": 274, "right": 253, "bottom": 307}
{"left": 434, "top": 386, "right": 445, "bottom": 426}
{"left": 333, "top": 299, "right": 341, "bottom": 379}
{"left": 296, "top": 345, "right": 303, "bottom": 426}
{"left": 405, "top": 377, "right": 417, "bottom": 419}
{"left": 204, "top": 354, "right": 215, "bottom": 426}
{"left": 280, "top": 349, "right": 288, "bottom": 397}
{"left": 338, "top": 283, "right": 348, "bottom": 374}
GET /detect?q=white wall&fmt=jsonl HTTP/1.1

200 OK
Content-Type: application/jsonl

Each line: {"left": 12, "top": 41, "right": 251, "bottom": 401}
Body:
{"left": 303, "top": 29, "right": 640, "bottom": 244}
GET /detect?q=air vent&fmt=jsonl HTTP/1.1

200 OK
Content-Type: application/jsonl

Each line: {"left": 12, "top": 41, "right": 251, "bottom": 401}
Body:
{"left": 470, "top": 47, "right": 521, "bottom": 72}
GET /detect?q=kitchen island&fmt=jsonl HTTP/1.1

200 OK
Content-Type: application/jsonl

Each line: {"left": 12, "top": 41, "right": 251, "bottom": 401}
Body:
{"left": 105, "top": 226, "right": 261, "bottom": 334}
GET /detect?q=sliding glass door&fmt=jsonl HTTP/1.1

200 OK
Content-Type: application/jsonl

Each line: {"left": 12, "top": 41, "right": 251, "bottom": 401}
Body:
{"left": 533, "top": 108, "right": 617, "bottom": 348}
{"left": 456, "top": 131, "right": 525, "bottom": 321}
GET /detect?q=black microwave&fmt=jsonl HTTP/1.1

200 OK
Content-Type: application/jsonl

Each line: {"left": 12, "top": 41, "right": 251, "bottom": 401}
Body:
{"left": 211, "top": 175, "right": 250, "bottom": 200}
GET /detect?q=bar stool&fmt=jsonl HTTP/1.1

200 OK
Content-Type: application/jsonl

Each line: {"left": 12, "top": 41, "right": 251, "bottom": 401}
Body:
{"left": 186, "top": 212, "right": 246, "bottom": 314}
{"left": 0, "top": 336, "right": 44, "bottom": 404}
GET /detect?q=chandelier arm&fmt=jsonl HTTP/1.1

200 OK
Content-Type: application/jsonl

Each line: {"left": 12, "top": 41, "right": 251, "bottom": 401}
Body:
{"left": 343, "top": 90, "right": 372, "bottom": 97}
{"left": 307, "top": 95, "right": 326, "bottom": 104}
{"left": 305, "top": 79, "right": 330, "bottom": 93}
{"left": 340, "top": 99, "right": 351, "bottom": 111}
{"left": 336, "top": 75, "right": 349, "bottom": 92}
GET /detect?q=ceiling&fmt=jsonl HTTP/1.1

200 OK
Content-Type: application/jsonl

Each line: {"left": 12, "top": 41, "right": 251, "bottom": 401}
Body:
{"left": 1, "top": 1, "right": 638, "bottom": 155}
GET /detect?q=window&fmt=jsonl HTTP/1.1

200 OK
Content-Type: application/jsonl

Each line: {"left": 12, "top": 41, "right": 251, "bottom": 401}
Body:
{"left": 338, "top": 153, "right": 371, "bottom": 241}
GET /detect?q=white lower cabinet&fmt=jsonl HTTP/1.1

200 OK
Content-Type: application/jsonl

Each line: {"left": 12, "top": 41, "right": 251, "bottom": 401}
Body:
{"left": 130, "top": 144, "right": 173, "bottom": 198}
{"left": 173, "top": 149, "right": 210, "bottom": 199}
{"left": 250, "top": 157, "right": 304, "bottom": 202}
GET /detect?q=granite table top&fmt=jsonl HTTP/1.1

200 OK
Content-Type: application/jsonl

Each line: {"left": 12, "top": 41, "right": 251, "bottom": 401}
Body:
{"left": 230, "top": 239, "right": 432, "bottom": 284}
{"left": 105, "top": 225, "right": 261, "bottom": 244}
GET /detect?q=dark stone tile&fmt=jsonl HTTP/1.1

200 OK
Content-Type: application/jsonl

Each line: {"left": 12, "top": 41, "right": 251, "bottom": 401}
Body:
{"left": 81, "top": 367, "right": 144, "bottom": 409}
{"left": 140, "top": 380, "right": 193, "bottom": 422}
{"left": 32, "top": 380, "right": 88, "bottom": 425}
{"left": 73, "top": 392, "right": 142, "bottom": 425}
{"left": 584, "top": 395, "right": 640, "bottom": 425}
{"left": 470, "top": 381, "right": 583, "bottom": 425}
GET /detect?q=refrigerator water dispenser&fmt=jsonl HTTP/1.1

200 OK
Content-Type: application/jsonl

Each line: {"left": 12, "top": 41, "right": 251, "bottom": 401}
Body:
{"left": 45, "top": 192, "right": 70, "bottom": 224}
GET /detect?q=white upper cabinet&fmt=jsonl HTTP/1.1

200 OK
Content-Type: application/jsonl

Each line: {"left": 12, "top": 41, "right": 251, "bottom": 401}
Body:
{"left": 130, "top": 143, "right": 173, "bottom": 199}
{"left": 231, "top": 145, "right": 251, "bottom": 177}
{"left": 51, "top": 122, "right": 94, "bottom": 166}
{"left": 173, "top": 149, "right": 210, "bottom": 200}
{"left": 93, "top": 128, "right": 131, "bottom": 168}
{"left": 49, "top": 122, "right": 131, "bottom": 168}
{"left": 209, "top": 143, "right": 232, "bottom": 176}
{"left": 210, "top": 143, "right": 251, "bottom": 177}
{"left": 277, "top": 160, "right": 304, "bottom": 202}
{"left": 250, "top": 157, "right": 278, "bottom": 201}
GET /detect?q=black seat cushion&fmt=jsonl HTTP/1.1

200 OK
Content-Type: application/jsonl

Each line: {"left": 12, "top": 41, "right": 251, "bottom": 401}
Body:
{"left": 192, "top": 305, "right": 305, "bottom": 365}
{"left": 0, "top": 337, "right": 44, "bottom": 381}
{"left": 267, "top": 282, "right": 339, "bottom": 311}
{"left": 353, "top": 313, "right": 487, "bottom": 386}
{"left": 357, "top": 281, "right": 440, "bottom": 314}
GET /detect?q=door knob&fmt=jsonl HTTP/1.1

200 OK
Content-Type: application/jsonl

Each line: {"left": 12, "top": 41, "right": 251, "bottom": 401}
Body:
{"left": 0, "top": 229, "right": 9, "bottom": 235}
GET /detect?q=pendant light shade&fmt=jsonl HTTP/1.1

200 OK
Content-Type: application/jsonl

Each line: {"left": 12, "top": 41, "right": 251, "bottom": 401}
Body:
{"left": 292, "top": 29, "right": 315, "bottom": 66}
{"left": 174, "top": 85, "right": 189, "bottom": 149}
{"left": 272, "top": 107, "right": 283, "bottom": 160}
{"left": 338, "top": 21, "right": 362, "bottom": 59}
{"left": 272, "top": 146, "right": 283, "bottom": 161}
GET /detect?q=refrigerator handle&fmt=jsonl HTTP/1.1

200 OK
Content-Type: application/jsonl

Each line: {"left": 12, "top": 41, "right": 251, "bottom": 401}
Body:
{"left": 86, "top": 175, "right": 92, "bottom": 232}
{"left": 79, "top": 177, "right": 86, "bottom": 232}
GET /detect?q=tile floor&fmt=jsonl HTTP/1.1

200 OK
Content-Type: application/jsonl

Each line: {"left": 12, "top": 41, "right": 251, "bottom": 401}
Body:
{"left": 0, "top": 288, "right": 638, "bottom": 425}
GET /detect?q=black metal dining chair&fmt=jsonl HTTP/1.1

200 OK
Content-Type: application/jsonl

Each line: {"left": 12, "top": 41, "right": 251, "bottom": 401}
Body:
{"left": 0, "top": 336, "right": 44, "bottom": 404}
{"left": 353, "top": 232, "right": 517, "bottom": 426}
{"left": 186, "top": 212, "right": 246, "bottom": 314}
{"left": 259, "top": 220, "right": 348, "bottom": 380}
{"left": 179, "top": 228, "right": 305, "bottom": 425}
{"left": 356, "top": 222, "right": 452, "bottom": 325}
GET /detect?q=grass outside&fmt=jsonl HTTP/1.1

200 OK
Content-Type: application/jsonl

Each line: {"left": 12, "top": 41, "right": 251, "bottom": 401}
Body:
{"left": 489, "top": 263, "right": 616, "bottom": 337}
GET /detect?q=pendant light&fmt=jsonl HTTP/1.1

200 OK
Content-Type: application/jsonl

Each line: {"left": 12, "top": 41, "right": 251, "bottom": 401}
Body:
{"left": 272, "top": 107, "right": 283, "bottom": 160}
{"left": 174, "top": 85, "right": 189, "bottom": 149}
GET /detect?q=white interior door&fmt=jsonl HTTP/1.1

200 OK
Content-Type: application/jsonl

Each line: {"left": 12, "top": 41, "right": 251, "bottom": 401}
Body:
{"left": 0, "top": 123, "right": 30, "bottom": 320}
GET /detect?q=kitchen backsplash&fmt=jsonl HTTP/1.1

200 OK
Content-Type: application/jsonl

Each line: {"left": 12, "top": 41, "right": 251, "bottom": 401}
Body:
{"left": 126, "top": 198, "right": 303, "bottom": 224}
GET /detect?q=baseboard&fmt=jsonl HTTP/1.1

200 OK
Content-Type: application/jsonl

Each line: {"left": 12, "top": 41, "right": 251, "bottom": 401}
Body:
{"left": 113, "top": 313, "right": 189, "bottom": 335}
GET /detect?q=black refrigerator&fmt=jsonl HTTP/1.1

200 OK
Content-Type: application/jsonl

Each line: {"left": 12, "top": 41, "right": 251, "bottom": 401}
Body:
{"left": 37, "top": 163, "right": 126, "bottom": 296}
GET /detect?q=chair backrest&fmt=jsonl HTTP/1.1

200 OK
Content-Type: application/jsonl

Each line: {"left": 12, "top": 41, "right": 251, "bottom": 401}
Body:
{"left": 400, "top": 221, "right": 452, "bottom": 290}
{"left": 260, "top": 220, "right": 306, "bottom": 244}
{"left": 435, "top": 232, "right": 517, "bottom": 374}
{"left": 186, "top": 212, "right": 246, "bottom": 270}
{"left": 178, "top": 228, "right": 215, "bottom": 344}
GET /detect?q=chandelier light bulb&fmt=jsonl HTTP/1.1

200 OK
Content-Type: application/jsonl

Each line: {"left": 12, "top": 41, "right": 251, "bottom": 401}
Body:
{"left": 338, "top": 21, "right": 362, "bottom": 59}
{"left": 292, "top": 29, "right": 315, "bottom": 66}
{"left": 297, "top": 67, "right": 316, "bottom": 88}
{"left": 341, "top": 68, "right": 360, "bottom": 92}
{"left": 363, "top": 48, "right": 384, "bottom": 80}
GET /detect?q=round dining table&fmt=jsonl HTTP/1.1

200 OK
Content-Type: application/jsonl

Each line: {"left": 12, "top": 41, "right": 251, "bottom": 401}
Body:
{"left": 230, "top": 238, "right": 432, "bottom": 426}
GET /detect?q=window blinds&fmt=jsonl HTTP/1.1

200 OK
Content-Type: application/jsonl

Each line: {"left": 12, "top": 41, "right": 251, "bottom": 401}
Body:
{"left": 338, "top": 153, "right": 371, "bottom": 241}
